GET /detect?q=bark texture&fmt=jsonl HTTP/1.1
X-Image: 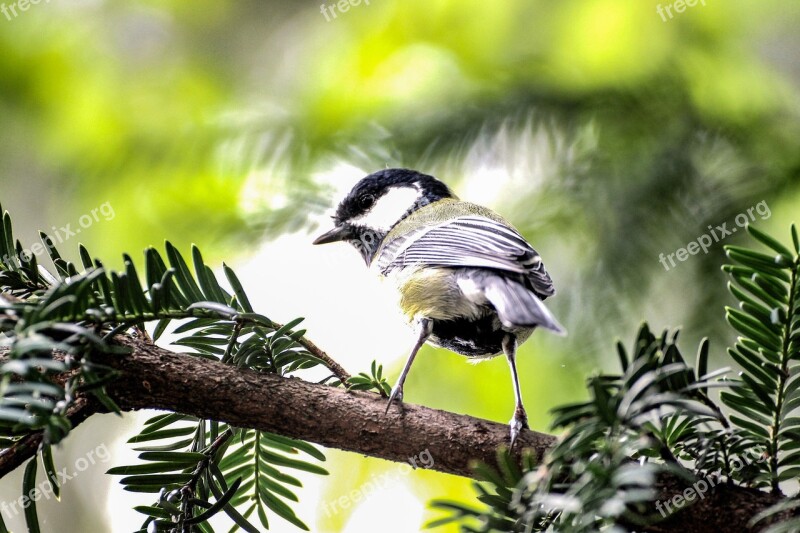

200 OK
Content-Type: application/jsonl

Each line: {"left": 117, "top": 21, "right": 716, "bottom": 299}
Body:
{"left": 0, "top": 339, "right": 793, "bottom": 531}
{"left": 0, "top": 339, "right": 556, "bottom": 480}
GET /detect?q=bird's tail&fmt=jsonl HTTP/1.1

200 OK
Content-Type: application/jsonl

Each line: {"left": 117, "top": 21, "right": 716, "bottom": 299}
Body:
{"left": 483, "top": 275, "right": 566, "bottom": 334}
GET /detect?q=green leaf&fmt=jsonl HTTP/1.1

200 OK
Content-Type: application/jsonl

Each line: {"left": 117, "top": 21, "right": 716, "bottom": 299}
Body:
{"left": 616, "top": 341, "right": 628, "bottom": 373}
{"left": 152, "top": 318, "right": 171, "bottom": 341}
{"left": 133, "top": 505, "right": 174, "bottom": 520}
{"left": 187, "top": 301, "right": 238, "bottom": 319}
{"left": 41, "top": 444, "right": 60, "bottom": 500}
{"left": 165, "top": 241, "right": 204, "bottom": 303}
{"left": 23, "top": 458, "right": 41, "bottom": 533}
{"left": 119, "top": 473, "right": 194, "bottom": 487}
{"left": 141, "top": 413, "right": 192, "bottom": 435}
{"left": 258, "top": 486, "right": 309, "bottom": 531}
{"left": 695, "top": 338, "right": 709, "bottom": 393}
{"left": 748, "top": 225, "right": 796, "bottom": 260}
{"left": 261, "top": 434, "right": 326, "bottom": 462}
{"left": 727, "top": 246, "right": 792, "bottom": 271}
{"left": 92, "top": 260, "right": 114, "bottom": 308}
{"left": 724, "top": 263, "right": 790, "bottom": 284}
{"left": 124, "top": 255, "right": 151, "bottom": 315}
{"left": 207, "top": 470, "right": 260, "bottom": 533}
{"left": 38, "top": 232, "right": 67, "bottom": 279}
{"left": 133, "top": 438, "right": 195, "bottom": 453}
{"left": 256, "top": 462, "right": 302, "bottom": 488}
{"left": 753, "top": 273, "right": 789, "bottom": 302}
{"left": 223, "top": 264, "right": 254, "bottom": 313}
{"left": 110, "top": 272, "right": 131, "bottom": 315}
{"left": 259, "top": 449, "right": 328, "bottom": 476}
{"left": 185, "top": 477, "right": 243, "bottom": 525}
{"left": 777, "top": 466, "right": 800, "bottom": 482}
{"left": 137, "top": 451, "right": 207, "bottom": 463}
{"left": 273, "top": 318, "right": 305, "bottom": 340}
{"left": 160, "top": 268, "right": 187, "bottom": 309}
{"left": 218, "top": 444, "right": 252, "bottom": 472}
{"left": 107, "top": 462, "right": 191, "bottom": 476}
{"left": 1, "top": 211, "right": 18, "bottom": 271}
{"left": 727, "top": 312, "right": 782, "bottom": 353}
{"left": 721, "top": 390, "right": 774, "bottom": 423}
{"left": 192, "top": 246, "right": 227, "bottom": 304}
{"left": 727, "top": 347, "right": 777, "bottom": 390}
{"left": 144, "top": 247, "right": 169, "bottom": 291}
{"left": 127, "top": 426, "right": 198, "bottom": 443}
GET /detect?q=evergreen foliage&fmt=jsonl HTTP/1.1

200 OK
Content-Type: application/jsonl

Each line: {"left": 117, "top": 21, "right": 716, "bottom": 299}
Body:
{"left": 1, "top": 201, "right": 798, "bottom": 532}
{"left": 0, "top": 204, "right": 336, "bottom": 532}
{"left": 431, "top": 224, "right": 800, "bottom": 532}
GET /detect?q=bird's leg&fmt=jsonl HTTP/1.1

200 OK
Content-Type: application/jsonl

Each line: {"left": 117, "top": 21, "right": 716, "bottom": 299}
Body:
{"left": 503, "top": 334, "right": 528, "bottom": 447}
{"left": 385, "top": 318, "right": 432, "bottom": 414}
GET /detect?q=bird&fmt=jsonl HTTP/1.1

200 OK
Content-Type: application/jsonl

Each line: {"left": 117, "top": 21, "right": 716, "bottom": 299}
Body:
{"left": 313, "top": 168, "right": 564, "bottom": 446}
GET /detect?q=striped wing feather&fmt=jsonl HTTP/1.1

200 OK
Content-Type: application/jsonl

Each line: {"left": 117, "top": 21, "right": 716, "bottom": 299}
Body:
{"left": 377, "top": 215, "right": 555, "bottom": 299}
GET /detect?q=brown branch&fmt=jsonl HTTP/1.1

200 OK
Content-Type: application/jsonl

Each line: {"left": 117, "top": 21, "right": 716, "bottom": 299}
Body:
{"left": 102, "top": 336, "right": 554, "bottom": 477}
{"left": 640, "top": 475, "right": 789, "bottom": 533}
{"left": 0, "top": 339, "right": 554, "bottom": 480}
{"left": 242, "top": 316, "right": 350, "bottom": 382}
{"left": 0, "top": 352, "right": 98, "bottom": 474}
{"left": 0, "top": 395, "right": 99, "bottom": 476}
{"left": 0, "top": 338, "right": 793, "bottom": 532}
{"left": 292, "top": 333, "right": 351, "bottom": 383}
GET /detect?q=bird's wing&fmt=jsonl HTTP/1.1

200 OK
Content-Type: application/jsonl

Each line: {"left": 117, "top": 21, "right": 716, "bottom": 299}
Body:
{"left": 377, "top": 215, "right": 555, "bottom": 299}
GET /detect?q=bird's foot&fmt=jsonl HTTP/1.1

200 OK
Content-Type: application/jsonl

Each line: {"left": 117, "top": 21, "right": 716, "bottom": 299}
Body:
{"left": 509, "top": 406, "right": 529, "bottom": 448}
{"left": 385, "top": 385, "right": 404, "bottom": 415}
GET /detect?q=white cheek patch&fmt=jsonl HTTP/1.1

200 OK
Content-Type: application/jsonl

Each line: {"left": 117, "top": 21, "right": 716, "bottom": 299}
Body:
{"left": 351, "top": 186, "right": 422, "bottom": 232}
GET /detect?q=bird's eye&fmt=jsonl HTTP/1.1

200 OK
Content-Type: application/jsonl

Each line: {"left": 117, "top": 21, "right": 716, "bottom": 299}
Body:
{"left": 359, "top": 194, "right": 375, "bottom": 209}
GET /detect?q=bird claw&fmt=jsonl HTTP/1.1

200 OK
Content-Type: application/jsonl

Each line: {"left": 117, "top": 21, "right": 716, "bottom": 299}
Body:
{"left": 509, "top": 408, "right": 529, "bottom": 448}
{"left": 385, "top": 386, "right": 404, "bottom": 415}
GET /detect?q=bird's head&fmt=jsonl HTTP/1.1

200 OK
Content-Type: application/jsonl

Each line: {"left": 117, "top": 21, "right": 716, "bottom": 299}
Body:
{"left": 313, "top": 168, "right": 454, "bottom": 264}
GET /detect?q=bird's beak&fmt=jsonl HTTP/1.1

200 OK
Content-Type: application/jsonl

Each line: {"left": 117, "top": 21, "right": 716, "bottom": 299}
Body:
{"left": 312, "top": 225, "right": 351, "bottom": 245}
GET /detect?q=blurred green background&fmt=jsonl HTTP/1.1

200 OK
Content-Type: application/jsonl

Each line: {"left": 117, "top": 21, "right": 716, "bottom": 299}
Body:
{"left": 1, "top": 0, "right": 800, "bottom": 531}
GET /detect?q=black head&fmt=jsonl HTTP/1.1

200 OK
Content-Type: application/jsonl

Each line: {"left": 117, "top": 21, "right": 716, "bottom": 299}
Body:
{"left": 312, "top": 168, "right": 454, "bottom": 264}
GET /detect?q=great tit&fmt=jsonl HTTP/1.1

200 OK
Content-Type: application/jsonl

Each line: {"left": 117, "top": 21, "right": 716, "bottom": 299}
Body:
{"left": 313, "top": 168, "right": 564, "bottom": 445}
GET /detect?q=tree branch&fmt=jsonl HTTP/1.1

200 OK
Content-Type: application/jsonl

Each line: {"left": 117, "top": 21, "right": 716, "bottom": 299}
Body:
{"left": 293, "top": 334, "right": 351, "bottom": 383}
{"left": 639, "top": 475, "right": 789, "bottom": 533}
{"left": 0, "top": 338, "right": 792, "bottom": 531}
{"left": 0, "top": 338, "right": 555, "bottom": 480}
{"left": 0, "top": 362, "right": 98, "bottom": 476}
